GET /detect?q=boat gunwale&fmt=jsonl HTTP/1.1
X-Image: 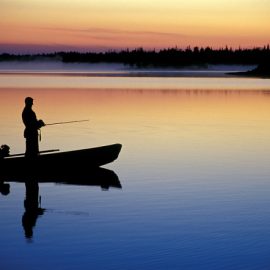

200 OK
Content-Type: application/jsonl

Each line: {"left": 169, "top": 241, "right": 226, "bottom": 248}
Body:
{"left": 2, "top": 143, "right": 122, "bottom": 161}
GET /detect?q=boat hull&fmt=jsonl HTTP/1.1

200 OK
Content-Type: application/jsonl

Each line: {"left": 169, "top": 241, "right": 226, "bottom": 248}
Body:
{"left": 0, "top": 143, "right": 122, "bottom": 177}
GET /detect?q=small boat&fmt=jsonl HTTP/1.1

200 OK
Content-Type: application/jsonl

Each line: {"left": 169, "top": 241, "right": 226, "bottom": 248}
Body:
{"left": 0, "top": 143, "right": 122, "bottom": 177}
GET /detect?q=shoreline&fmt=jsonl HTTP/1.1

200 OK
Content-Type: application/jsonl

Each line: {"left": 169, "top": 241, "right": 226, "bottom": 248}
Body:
{"left": 227, "top": 72, "right": 270, "bottom": 79}
{"left": 227, "top": 63, "right": 270, "bottom": 79}
{"left": 0, "top": 70, "right": 235, "bottom": 78}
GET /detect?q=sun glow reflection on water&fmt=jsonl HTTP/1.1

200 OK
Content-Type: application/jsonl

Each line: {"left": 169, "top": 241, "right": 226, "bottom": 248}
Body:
{"left": 1, "top": 73, "right": 270, "bottom": 90}
{"left": 1, "top": 75, "right": 270, "bottom": 269}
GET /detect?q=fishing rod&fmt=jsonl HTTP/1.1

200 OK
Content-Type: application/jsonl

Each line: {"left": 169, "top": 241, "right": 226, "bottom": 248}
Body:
{"left": 45, "top": 119, "right": 89, "bottom": 126}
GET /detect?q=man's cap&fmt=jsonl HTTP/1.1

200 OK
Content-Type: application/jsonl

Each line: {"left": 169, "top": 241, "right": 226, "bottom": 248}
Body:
{"left": 25, "top": 97, "right": 33, "bottom": 104}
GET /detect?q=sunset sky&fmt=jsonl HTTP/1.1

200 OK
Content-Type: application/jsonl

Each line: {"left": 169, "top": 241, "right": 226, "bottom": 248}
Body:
{"left": 1, "top": 0, "right": 270, "bottom": 53}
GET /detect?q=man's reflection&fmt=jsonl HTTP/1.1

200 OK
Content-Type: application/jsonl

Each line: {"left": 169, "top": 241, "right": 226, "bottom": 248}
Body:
{"left": 1, "top": 168, "right": 121, "bottom": 239}
{"left": 22, "top": 180, "right": 45, "bottom": 239}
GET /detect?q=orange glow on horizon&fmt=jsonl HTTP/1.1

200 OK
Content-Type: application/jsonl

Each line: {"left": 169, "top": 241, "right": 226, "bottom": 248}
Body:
{"left": 0, "top": 0, "right": 270, "bottom": 52}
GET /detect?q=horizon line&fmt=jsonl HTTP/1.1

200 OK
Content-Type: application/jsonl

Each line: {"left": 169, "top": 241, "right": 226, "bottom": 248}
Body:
{"left": 1, "top": 44, "right": 270, "bottom": 55}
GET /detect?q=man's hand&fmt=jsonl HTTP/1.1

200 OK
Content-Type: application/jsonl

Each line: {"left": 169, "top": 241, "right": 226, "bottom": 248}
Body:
{"left": 38, "top": 119, "right": 46, "bottom": 128}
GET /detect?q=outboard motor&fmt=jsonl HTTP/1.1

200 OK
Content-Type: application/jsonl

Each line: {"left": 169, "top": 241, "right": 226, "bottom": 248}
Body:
{"left": 0, "top": 144, "right": 10, "bottom": 159}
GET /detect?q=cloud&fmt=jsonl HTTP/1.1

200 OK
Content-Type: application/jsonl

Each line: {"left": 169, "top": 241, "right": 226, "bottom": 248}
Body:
{"left": 37, "top": 26, "right": 188, "bottom": 41}
{"left": 0, "top": 43, "right": 111, "bottom": 54}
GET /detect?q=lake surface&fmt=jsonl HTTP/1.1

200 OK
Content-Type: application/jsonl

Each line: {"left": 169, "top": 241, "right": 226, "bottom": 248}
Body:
{"left": 1, "top": 69, "right": 270, "bottom": 270}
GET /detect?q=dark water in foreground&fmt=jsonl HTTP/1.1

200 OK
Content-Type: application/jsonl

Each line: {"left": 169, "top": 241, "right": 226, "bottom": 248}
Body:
{"left": 1, "top": 73, "right": 270, "bottom": 269}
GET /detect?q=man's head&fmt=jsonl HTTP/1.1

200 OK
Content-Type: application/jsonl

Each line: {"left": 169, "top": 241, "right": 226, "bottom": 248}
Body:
{"left": 25, "top": 97, "right": 33, "bottom": 106}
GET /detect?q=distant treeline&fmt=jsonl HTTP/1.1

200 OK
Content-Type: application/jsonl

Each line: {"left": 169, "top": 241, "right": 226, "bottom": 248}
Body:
{"left": 1, "top": 46, "right": 270, "bottom": 67}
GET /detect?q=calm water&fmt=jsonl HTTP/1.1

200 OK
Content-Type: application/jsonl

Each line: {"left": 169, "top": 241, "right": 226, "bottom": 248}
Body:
{"left": 1, "top": 71, "right": 270, "bottom": 270}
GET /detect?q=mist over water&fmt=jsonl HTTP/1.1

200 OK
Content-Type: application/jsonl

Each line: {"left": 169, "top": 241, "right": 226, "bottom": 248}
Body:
{"left": 0, "top": 64, "right": 268, "bottom": 91}
{"left": 0, "top": 61, "right": 126, "bottom": 72}
{"left": 0, "top": 60, "right": 256, "bottom": 76}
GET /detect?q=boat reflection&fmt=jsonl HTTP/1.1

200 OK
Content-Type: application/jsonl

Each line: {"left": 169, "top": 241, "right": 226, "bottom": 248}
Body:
{"left": 0, "top": 182, "right": 10, "bottom": 195}
{"left": 1, "top": 167, "right": 122, "bottom": 190}
{"left": 1, "top": 168, "right": 121, "bottom": 240}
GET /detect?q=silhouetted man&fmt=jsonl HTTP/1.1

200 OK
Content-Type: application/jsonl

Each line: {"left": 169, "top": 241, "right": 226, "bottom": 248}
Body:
{"left": 22, "top": 97, "right": 45, "bottom": 158}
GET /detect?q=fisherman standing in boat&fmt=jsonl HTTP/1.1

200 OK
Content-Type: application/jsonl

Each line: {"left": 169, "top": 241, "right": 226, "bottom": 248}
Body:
{"left": 22, "top": 97, "right": 45, "bottom": 158}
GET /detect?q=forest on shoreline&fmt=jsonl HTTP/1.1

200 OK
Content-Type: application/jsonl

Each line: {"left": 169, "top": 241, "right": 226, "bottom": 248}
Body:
{"left": 1, "top": 46, "right": 270, "bottom": 68}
